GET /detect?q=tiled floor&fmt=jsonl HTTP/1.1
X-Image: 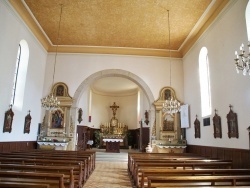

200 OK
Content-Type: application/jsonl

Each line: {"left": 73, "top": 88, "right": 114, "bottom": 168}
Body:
{"left": 84, "top": 149, "right": 135, "bottom": 188}
{"left": 84, "top": 161, "right": 132, "bottom": 188}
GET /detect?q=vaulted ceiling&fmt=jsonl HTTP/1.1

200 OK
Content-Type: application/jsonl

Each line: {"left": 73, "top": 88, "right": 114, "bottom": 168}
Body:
{"left": 9, "top": 0, "right": 229, "bottom": 58}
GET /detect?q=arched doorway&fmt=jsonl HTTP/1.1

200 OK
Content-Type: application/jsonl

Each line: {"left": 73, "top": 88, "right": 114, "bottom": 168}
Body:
{"left": 72, "top": 69, "right": 155, "bottom": 150}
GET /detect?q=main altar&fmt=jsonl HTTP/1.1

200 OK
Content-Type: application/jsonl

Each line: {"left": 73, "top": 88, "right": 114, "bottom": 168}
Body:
{"left": 100, "top": 102, "right": 128, "bottom": 152}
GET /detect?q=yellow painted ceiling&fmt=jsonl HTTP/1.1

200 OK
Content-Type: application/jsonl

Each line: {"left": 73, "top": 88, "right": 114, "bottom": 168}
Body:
{"left": 9, "top": 0, "right": 229, "bottom": 57}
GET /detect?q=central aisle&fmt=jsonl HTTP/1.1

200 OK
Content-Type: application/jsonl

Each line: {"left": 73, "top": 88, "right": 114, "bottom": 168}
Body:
{"left": 84, "top": 149, "right": 134, "bottom": 188}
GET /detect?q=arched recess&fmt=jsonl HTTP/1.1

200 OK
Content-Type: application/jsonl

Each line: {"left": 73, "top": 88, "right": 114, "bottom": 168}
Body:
{"left": 72, "top": 69, "right": 155, "bottom": 137}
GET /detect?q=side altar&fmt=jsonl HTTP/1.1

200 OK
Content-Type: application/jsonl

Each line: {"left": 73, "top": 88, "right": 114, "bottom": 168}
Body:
{"left": 99, "top": 102, "right": 128, "bottom": 151}
{"left": 149, "top": 87, "right": 187, "bottom": 153}
{"left": 37, "top": 83, "right": 74, "bottom": 150}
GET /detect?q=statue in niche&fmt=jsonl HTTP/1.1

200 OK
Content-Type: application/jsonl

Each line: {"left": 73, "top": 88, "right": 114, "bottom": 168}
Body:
{"left": 164, "top": 89, "right": 171, "bottom": 100}
{"left": 56, "top": 85, "right": 64, "bottom": 96}
{"left": 51, "top": 110, "right": 64, "bottom": 128}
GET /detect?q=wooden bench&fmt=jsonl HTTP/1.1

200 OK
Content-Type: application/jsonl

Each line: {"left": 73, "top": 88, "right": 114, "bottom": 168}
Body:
{"left": 6, "top": 150, "right": 96, "bottom": 174}
{"left": 0, "top": 164, "right": 75, "bottom": 188}
{"left": 0, "top": 171, "right": 66, "bottom": 188}
{"left": 0, "top": 157, "right": 85, "bottom": 187}
{"left": 140, "top": 168, "right": 250, "bottom": 188}
{"left": 146, "top": 175, "right": 250, "bottom": 188}
{"left": 130, "top": 158, "right": 231, "bottom": 178}
{"left": 132, "top": 161, "right": 232, "bottom": 186}
{"left": 128, "top": 153, "right": 208, "bottom": 176}
{"left": 0, "top": 182, "right": 50, "bottom": 188}
{"left": 0, "top": 152, "right": 92, "bottom": 177}
{"left": 128, "top": 153, "right": 203, "bottom": 170}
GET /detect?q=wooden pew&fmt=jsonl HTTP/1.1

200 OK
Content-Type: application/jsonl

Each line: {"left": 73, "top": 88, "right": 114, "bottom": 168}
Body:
{"left": 0, "top": 152, "right": 92, "bottom": 176}
{"left": 23, "top": 149, "right": 96, "bottom": 170}
{"left": 140, "top": 168, "right": 250, "bottom": 188}
{"left": 130, "top": 158, "right": 231, "bottom": 178}
{"left": 146, "top": 175, "right": 250, "bottom": 188}
{"left": 0, "top": 150, "right": 96, "bottom": 188}
{"left": 0, "top": 182, "right": 50, "bottom": 188}
{"left": 132, "top": 161, "right": 232, "bottom": 186}
{"left": 0, "top": 164, "right": 75, "bottom": 188}
{"left": 8, "top": 150, "right": 96, "bottom": 173}
{"left": 0, "top": 171, "right": 66, "bottom": 188}
{"left": 0, "top": 157, "right": 85, "bottom": 187}
{"left": 128, "top": 153, "right": 207, "bottom": 175}
{"left": 0, "top": 153, "right": 90, "bottom": 180}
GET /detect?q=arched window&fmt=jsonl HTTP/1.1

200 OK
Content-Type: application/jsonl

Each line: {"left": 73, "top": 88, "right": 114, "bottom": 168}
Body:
{"left": 11, "top": 40, "right": 29, "bottom": 110}
{"left": 199, "top": 47, "right": 211, "bottom": 117}
{"left": 246, "top": 1, "right": 250, "bottom": 40}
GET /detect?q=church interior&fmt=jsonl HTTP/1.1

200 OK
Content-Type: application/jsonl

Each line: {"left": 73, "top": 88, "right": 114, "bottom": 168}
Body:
{"left": 0, "top": 0, "right": 250, "bottom": 187}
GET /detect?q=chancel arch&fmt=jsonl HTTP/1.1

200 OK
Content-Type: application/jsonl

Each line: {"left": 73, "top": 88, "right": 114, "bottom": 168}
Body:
{"left": 72, "top": 69, "right": 155, "bottom": 149}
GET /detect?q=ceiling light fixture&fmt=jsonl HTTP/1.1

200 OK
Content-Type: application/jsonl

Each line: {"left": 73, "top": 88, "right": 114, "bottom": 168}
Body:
{"left": 41, "top": 4, "right": 64, "bottom": 110}
{"left": 234, "top": 41, "right": 250, "bottom": 76}
{"left": 162, "top": 10, "right": 180, "bottom": 114}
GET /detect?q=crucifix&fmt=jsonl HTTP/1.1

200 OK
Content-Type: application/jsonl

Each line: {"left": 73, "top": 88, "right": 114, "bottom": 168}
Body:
{"left": 110, "top": 102, "right": 119, "bottom": 117}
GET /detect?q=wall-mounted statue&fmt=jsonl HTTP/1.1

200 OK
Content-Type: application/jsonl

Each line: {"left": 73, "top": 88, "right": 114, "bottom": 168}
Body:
{"left": 78, "top": 108, "right": 83, "bottom": 124}
{"left": 24, "top": 110, "right": 32, "bottom": 134}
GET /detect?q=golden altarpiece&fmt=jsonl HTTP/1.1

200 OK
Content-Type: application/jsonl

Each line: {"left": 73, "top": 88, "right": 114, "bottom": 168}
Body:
{"left": 99, "top": 102, "right": 128, "bottom": 149}
{"left": 152, "top": 87, "right": 186, "bottom": 153}
{"left": 37, "top": 82, "right": 74, "bottom": 150}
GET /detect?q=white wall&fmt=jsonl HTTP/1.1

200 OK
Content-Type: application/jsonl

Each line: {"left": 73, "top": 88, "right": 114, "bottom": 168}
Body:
{"left": 90, "top": 92, "right": 137, "bottom": 129}
{"left": 44, "top": 53, "right": 184, "bottom": 132}
{"left": 183, "top": 0, "right": 249, "bottom": 149}
{"left": 0, "top": 1, "right": 47, "bottom": 141}
{"left": 45, "top": 53, "right": 184, "bottom": 102}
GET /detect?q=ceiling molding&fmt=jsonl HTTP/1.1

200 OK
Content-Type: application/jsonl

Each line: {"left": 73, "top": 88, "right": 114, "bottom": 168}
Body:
{"left": 9, "top": 0, "right": 50, "bottom": 51}
{"left": 180, "top": 0, "right": 230, "bottom": 56}
{"left": 48, "top": 45, "right": 182, "bottom": 58}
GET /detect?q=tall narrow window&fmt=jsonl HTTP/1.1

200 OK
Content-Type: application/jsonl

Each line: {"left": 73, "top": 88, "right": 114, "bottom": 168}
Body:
{"left": 246, "top": 1, "right": 250, "bottom": 40}
{"left": 11, "top": 40, "right": 29, "bottom": 110}
{"left": 199, "top": 47, "right": 211, "bottom": 117}
{"left": 11, "top": 44, "right": 21, "bottom": 105}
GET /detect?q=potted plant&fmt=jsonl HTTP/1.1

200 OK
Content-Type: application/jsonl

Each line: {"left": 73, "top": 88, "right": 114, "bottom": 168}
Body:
{"left": 94, "top": 130, "right": 101, "bottom": 148}
{"left": 127, "top": 131, "right": 133, "bottom": 149}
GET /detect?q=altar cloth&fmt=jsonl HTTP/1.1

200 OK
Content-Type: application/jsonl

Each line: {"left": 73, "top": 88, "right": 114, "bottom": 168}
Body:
{"left": 103, "top": 139, "right": 123, "bottom": 142}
